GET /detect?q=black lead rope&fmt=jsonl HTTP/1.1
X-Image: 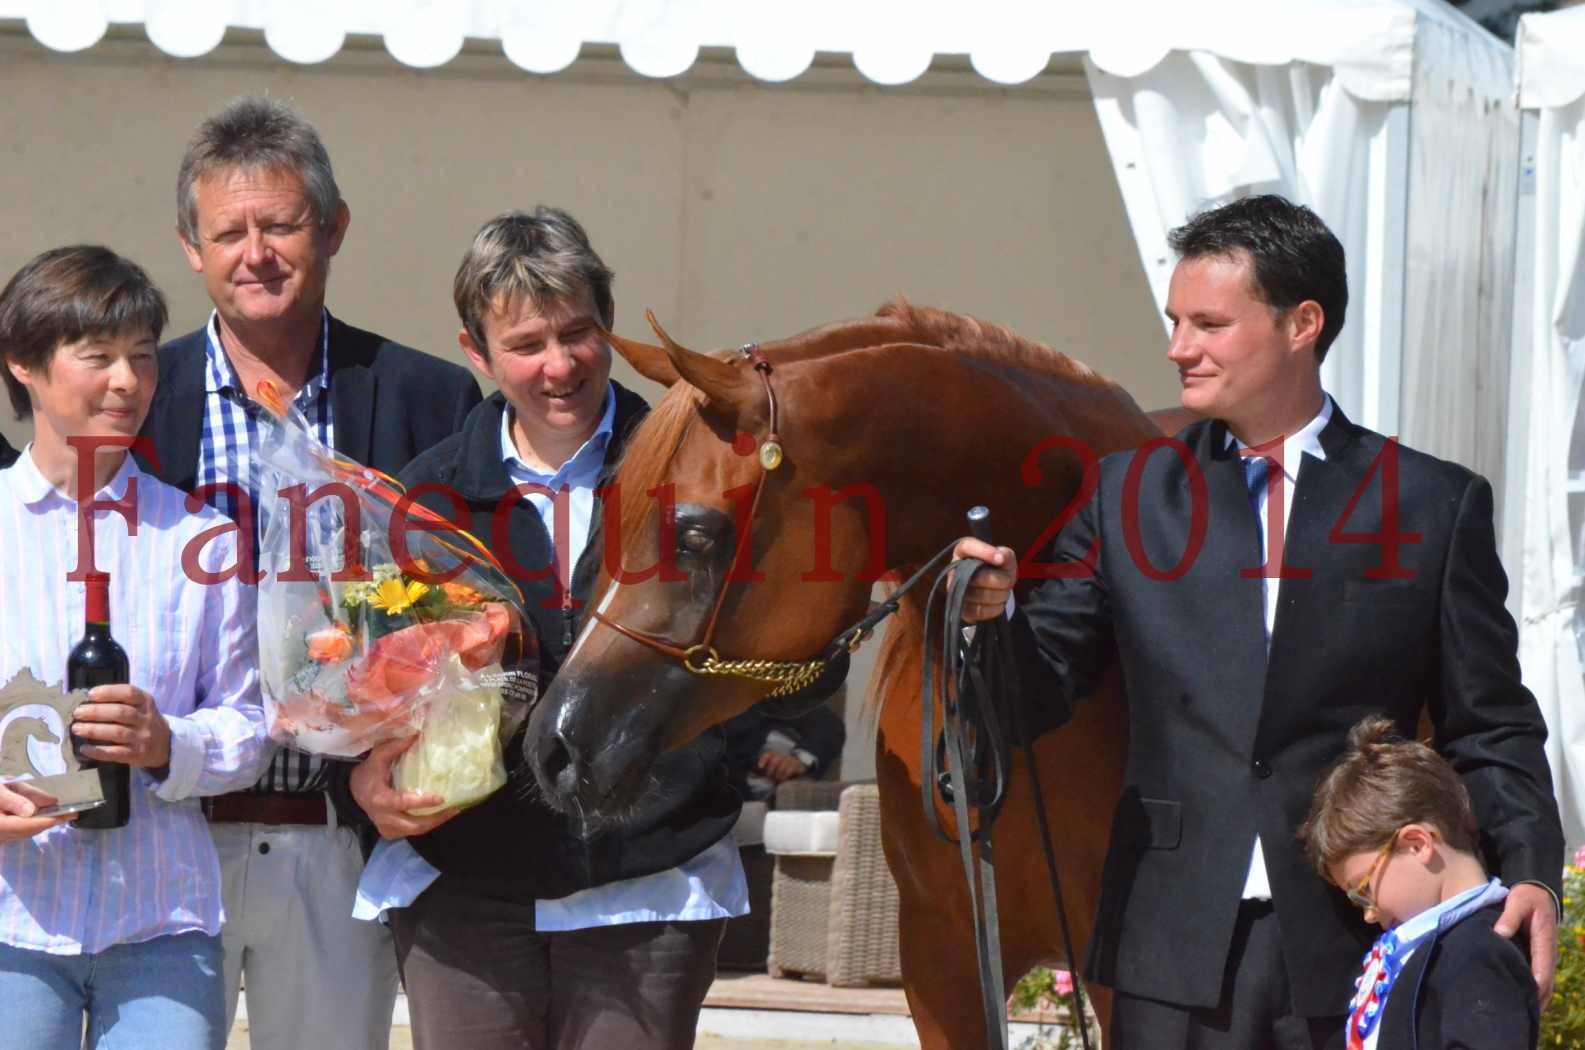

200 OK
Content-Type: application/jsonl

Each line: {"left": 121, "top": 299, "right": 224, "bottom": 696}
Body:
{"left": 921, "top": 509, "right": 1093, "bottom": 1050}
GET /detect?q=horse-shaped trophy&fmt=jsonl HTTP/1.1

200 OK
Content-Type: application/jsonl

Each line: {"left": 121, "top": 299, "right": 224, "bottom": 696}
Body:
{"left": 0, "top": 669, "right": 104, "bottom": 816}
{"left": 521, "top": 301, "right": 1177, "bottom": 1048}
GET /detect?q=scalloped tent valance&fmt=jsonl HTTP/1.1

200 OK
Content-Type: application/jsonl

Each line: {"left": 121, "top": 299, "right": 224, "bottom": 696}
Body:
{"left": 0, "top": 0, "right": 1502, "bottom": 99}
{"left": 1516, "top": 3, "right": 1585, "bottom": 109}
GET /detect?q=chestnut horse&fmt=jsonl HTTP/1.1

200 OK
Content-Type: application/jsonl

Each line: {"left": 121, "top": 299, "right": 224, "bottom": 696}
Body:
{"left": 522, "top": 301, "right": 1169, "bottom": 1048}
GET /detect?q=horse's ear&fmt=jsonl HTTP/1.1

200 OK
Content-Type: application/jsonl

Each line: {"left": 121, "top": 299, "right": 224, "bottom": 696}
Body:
{"left": 646, "top": 310, "right": 754, "bottom": 412}
{"left": 602, "top": 326, "right": 681, "bottom": 387}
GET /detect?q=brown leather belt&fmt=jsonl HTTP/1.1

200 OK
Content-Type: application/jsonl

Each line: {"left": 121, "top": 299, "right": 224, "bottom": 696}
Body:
{"left": 202, "top": 792, "right": 328, "bottom": 826}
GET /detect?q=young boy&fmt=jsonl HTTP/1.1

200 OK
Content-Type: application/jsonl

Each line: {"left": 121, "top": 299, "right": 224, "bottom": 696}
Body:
{"left": 0, "top": 245, "right": 270, "bottom": 1049}
{"left": 1299, "top": 716, "right": 1539, "bottom": 1050}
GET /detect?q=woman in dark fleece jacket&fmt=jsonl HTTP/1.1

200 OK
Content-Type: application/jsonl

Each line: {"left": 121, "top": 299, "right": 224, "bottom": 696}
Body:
{"left": 345, "top": 208, "right": 743, "bottom": 1050}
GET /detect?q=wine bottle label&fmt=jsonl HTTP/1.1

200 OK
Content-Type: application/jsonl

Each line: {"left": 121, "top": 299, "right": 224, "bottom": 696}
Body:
{"left": 0, "top": 669, "right": 107, "bottom": 817}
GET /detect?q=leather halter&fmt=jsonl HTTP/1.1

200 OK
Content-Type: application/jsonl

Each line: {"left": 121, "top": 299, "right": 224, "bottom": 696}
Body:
{"left": 589, "top": 344, "right": 836, "bottom": 698}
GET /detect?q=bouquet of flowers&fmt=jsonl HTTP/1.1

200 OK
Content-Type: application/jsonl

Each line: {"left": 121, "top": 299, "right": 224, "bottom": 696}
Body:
{"left": 251, "top": 382, "right": 536, "bottom": 812}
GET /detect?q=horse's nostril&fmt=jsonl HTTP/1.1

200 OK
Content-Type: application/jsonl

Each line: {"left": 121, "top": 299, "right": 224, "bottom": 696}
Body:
{"left": 540, "top": 732, "right": 574, "bottom": 784}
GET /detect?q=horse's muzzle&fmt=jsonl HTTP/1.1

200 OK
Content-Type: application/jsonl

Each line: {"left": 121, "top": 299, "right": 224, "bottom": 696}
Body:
{"left": 522, "top": 678, "right": 663, "bottom": 819}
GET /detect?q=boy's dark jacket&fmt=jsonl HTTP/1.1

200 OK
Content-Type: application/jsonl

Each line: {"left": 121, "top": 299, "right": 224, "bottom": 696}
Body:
{"left": 397, "top": 387, "right": 741, "bottom": 901}
{"left": 1376, "top": 904, "right": 1538, "bottom": 1050}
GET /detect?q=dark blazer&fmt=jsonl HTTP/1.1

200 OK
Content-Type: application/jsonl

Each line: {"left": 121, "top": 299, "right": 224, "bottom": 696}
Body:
{"left": 0, "top": 432, "right": 16, "bottom": 470}
{"left": 1010, "top": 406, "right": 1563, "bottom": 1017}
{"left": 397, "top": 388, "right": 742, "bottom": 901}
{"left": 1377, "top": 905, "right": 1538, "bottom": 1050}
{"left": 136, "top": 314, "right": 481, "bottom": 489}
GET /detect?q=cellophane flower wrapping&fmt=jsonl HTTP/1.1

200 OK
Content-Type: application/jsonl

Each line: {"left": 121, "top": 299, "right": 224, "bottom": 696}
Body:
{"left": 251, "top": 384, "right": 536, "bottom": 811}
{"left": 393, "top": 655, "right": 506, "bottom": 815}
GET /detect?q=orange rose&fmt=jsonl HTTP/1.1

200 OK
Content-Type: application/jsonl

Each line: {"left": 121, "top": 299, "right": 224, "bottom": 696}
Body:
{"left": 441, "top": 582, "right": 487, "bottom": 607}
{"left": 306, "top": 624, "right": 355, "bottom": 663}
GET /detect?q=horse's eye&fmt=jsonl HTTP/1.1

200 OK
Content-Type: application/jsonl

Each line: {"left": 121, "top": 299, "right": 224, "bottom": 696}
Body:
{"left": 679, "top": 529, "right": 714, "bottom": 555}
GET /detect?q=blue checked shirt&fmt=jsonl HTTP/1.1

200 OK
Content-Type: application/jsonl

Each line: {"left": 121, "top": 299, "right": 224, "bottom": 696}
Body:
{"left": 197, "top": 311, "right": 333, "bottom": 795}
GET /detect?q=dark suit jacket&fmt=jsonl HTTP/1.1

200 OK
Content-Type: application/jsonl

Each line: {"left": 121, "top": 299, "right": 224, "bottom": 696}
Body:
{"left": 1010, "top": 406, "right": 1562, "bottom": 1017}
{"left": 136, "top": 314, "right": 481, "bottom": 489}
{"left": 0, "top": 432, "right": 16, "bottom": 469}
{"left": 1377, "top": 905, "right": 1537, "bottom": 1050}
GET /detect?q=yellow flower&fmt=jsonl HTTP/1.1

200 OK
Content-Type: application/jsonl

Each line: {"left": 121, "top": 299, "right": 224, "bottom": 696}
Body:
{"left": 369, "top": 577, "right": 429, "bottom": 615}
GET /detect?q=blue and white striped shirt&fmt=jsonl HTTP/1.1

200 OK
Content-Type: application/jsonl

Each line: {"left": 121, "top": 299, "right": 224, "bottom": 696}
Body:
{"left": 0, "top": 450, "right": 271, "bottom": 954}
{"left": 197, "top": 311, "right": 332, "bottom": 795}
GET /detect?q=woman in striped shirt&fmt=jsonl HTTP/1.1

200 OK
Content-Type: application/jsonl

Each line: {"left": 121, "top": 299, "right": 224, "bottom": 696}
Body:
{"left": 0, "top": 246, "right": 271, "bottom": 1050}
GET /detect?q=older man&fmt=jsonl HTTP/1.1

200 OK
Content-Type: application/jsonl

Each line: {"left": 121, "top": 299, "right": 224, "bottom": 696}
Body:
{"left": 138, "top": 97, "right": 481, "bottom": 1050}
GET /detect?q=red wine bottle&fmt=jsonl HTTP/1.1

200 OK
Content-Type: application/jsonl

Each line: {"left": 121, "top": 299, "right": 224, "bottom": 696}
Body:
{"left": 68, "top": 572, "right": 130, "bottom": 830}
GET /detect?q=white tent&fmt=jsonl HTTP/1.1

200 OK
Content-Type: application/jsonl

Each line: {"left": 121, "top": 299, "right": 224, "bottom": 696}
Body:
{"left": 1513, "top": 3, "right": 1585, "bottom": 849}
{"left": 0, "top": 0, "right": 1519, "bottom": 466}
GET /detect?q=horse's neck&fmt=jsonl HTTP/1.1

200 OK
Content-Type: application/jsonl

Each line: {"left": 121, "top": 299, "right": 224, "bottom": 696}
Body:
{"left": 834, "top": 348, "right": 1148, "bottom": 568}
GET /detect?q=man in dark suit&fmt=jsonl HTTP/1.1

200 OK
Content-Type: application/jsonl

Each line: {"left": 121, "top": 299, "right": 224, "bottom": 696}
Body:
{"left": 0, "top": 432, "right": 16, "bottom": 469}
{"left": 956, "top": 195, "right": 1562, "bottom": 1048}
{"left": 137, "top": 97, "right": 480, "bottom": 1050}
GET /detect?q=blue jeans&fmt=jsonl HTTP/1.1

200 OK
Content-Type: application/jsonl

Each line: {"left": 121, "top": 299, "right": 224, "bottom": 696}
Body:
{"left": 0, "top": 931, "right": 225, "bottom": 1050}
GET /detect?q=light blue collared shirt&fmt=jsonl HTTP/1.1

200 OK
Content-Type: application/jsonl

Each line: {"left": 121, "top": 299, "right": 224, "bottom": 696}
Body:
{"left": 355, "top": 385, "right": 747, "bottom": 929}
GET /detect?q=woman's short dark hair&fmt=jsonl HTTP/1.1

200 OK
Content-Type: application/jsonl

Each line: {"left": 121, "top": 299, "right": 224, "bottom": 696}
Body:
{"left": 0, "top": 246, "right": 168, "bottom": 420}
{"left": 1168, "top": 194, "right": 1348, "bottom": 363}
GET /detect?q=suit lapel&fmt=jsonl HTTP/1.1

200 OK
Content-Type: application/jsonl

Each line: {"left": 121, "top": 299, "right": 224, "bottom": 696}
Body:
{"left": 1194, "top": 419, "right": 1269, "bottom": 649}
{"left": 1175, "top": 422, "right": 1272, "bottom": 747}
{"left": 140, "top": 341, "right": 205, "bottom": 489}
{"left": 327, "top": 318, "right": 374, "bottom": 466}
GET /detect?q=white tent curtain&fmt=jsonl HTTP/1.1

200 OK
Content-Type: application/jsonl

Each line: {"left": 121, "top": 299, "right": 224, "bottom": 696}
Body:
{"left": 1514, "top": 4, "right": 1585, "bottom": 848}
{"left": 1084, "top": 1, "right": 1517, "bottom": 471}
{"left": 1399, "top": 14, "right": 1519, "bottom": 491}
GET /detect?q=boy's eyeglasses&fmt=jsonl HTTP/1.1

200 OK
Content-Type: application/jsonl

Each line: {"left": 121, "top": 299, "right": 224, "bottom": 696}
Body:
{"left": 1345, "top": 830, "right": 1400, "bottom": 911}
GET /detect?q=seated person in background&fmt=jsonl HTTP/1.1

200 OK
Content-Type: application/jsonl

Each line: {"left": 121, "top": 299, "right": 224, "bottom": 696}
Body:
{"left": 722, "top": 701, "right": 846, "bottom": 802}
{"left": 1298, "top": 716, "right": 1538, "bottom": 1050}
{"left": 0, "top": 245, "right": 270, "bottom": 1050}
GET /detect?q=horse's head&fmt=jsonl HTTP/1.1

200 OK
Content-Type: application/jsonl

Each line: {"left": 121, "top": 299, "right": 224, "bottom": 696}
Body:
{"left": 523, "top": 313, "right": 887, "bottom": 819}
{"left": 524, "top": 304, "right": 1158, "bottom": 821}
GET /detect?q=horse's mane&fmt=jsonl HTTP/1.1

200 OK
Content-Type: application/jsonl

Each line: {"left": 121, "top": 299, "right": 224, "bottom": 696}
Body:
{"left": 607, "top": 298, "right": 1118, "bottom": 592}
{"left": 612, "top": 383, "right": 705, "bottom": 561}
{"left": 870, "top": 299, "right": 1107, "bottom": 386}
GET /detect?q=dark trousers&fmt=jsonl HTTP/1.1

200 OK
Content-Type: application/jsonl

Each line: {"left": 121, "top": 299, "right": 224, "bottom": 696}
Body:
{"left": 388, "top": 876, "right": 725, "bottom": 1050}
{"left": 1110, "top": 901, "right": 1346, "bottom": 1050}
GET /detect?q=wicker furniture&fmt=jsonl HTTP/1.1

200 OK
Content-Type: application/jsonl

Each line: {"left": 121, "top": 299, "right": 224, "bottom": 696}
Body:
{"left": 764, "top": 781, "right": 902, "bottom": 987}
